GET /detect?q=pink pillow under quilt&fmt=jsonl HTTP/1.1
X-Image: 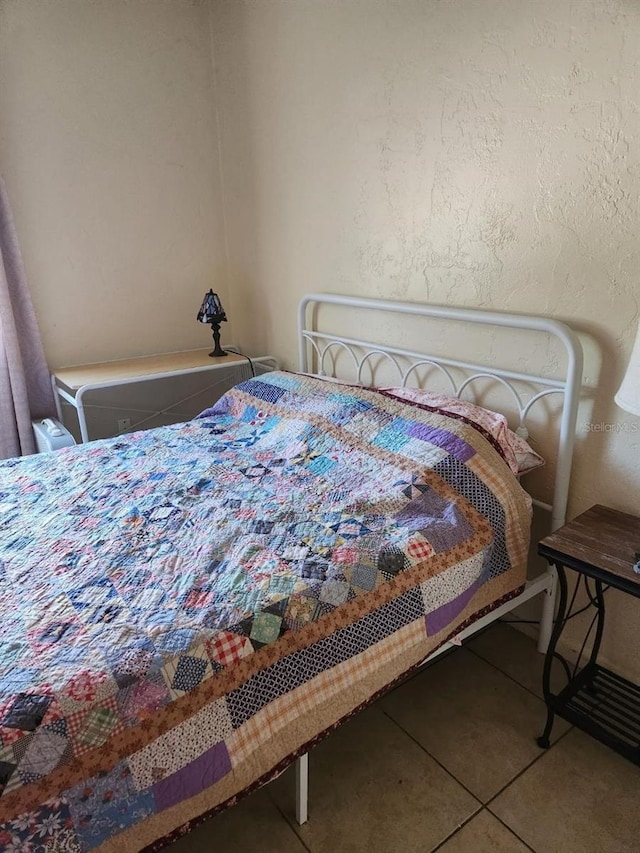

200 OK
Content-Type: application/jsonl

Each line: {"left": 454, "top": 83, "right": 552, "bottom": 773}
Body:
{"left": 302, "top": 373, "right": 545, "bottom": 477}
{"left": 381, "top": 387, "right": 545, "bottom": 477}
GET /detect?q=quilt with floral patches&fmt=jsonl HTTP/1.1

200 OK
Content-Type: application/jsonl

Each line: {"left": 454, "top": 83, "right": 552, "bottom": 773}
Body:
{"left": 0, "top": 372, "right": 532, "bottom": 851}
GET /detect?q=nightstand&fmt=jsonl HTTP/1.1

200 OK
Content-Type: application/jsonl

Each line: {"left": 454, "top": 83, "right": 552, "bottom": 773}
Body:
{"left": 52, "top": 351, "right": 278, "bottom": 442}
{"left": 537, "top": 505, "right": 640, "bottom": 765}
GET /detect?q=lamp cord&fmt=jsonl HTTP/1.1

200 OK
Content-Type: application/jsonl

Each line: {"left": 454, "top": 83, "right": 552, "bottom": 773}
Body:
{"left": 225, "top": 347, "right": 256, "bottom": 378}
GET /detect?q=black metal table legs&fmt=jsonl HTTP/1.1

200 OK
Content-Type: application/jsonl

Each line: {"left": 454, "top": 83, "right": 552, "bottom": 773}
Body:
{"left": 537, "top": 562, "right": 568, "bottom": 748}
{"left": 537, "top": 563, "right": 607, "bottom": 749}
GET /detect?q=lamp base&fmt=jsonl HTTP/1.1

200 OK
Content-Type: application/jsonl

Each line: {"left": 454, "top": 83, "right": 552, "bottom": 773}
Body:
{"left": 209, "top": 321, "right": 227, "bottom": 358}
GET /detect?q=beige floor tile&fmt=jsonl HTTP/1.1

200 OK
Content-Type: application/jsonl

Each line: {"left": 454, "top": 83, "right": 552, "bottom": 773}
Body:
{"left": 167, "top": 785, "right": 306, "bottom": 852}
{"left": 438, "top": 809, "right": 531, "bottom": 852}
{"left": 491, "top": 728, "right": 640, "bottom": 853}
{"left": 269, "top": 706, "right": 480, "bottom": 853}
{"left": 380, "top": 648, "right": 570, "bottom": 801}
{"left": 467, "top": 623, "right": 565, "bottom": 699}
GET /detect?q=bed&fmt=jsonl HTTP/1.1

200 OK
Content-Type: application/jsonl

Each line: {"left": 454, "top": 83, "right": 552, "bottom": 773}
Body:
{"left": 0, "top": 294, "right": 582, "bottom": 851}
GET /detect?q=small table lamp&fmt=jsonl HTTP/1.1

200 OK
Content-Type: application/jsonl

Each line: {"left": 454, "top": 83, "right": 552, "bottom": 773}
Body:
{"left": 197, "top": 289, "right": 228, "bottom": 357}
{"left": 614, "top": 321, "right": 640, "bottom": 573}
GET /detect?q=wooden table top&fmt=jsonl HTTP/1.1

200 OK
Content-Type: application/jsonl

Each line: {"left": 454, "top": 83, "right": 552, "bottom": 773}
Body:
{"left": 538, "top": 504, "right": 640, "bottom": 594}
{"left": 53, "top": 349, "right": 245, "bottom": 391}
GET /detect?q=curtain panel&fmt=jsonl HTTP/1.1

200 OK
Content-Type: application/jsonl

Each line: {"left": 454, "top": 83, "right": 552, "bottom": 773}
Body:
{"left": 0, "top": 177, "right": 56, "bottom": 458}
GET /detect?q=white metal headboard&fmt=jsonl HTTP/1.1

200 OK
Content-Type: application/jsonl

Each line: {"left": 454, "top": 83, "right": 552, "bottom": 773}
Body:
{"left": 298, "top": 293, "right": 583, "bottom": 531}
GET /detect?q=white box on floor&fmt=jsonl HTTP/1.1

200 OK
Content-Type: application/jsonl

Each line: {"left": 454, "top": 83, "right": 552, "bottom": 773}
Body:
{"left": 32, "top": 418, "right": 77, "bottom": 452}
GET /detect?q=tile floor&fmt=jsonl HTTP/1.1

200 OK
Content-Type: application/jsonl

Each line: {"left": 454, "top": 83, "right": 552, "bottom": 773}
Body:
{"left": 169, "top": 623, "right": 640, "bottom": 852}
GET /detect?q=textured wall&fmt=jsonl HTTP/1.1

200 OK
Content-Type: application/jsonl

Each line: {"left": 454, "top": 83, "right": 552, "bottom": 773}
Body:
{"left": 0, "top": 0, "right": 229, "bottom": 367}
{"left": 213, "top": 0, "right": 640, "bottom": 677}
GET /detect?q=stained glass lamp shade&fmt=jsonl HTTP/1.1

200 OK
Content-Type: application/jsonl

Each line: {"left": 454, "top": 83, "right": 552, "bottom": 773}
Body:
{"left": 197, "top": 290, "right": 227, "bottom": 357}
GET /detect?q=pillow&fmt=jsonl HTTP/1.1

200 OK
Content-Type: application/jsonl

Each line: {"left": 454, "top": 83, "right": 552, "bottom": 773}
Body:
{"left": 380, "top": 387, "right": 545, "bottom": 477}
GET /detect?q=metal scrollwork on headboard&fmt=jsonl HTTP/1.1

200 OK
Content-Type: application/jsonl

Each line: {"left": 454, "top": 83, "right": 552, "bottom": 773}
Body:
{"left": 298, "top": 293, "right": 583, "bottom": 531}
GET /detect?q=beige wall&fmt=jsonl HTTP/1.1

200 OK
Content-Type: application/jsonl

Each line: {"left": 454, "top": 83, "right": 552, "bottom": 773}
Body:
{"left": 0, "top": 0, "right": 230, "bottom": 367}
{"left": 1, "top": 1, "right": 639, "bottom": 677}
{"left": 213, "top": 0, "right": 640, "bottom": 678}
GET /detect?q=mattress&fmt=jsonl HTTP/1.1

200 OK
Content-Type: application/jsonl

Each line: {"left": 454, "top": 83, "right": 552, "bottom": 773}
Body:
{"left": 0, "top": 371, "right": 532, "bottom": 851}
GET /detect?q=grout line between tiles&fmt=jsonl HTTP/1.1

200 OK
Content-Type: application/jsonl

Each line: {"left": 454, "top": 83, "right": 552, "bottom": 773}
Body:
{"left": 465, "top": 643, "right": 549, "bottom": 702}
{"left": 428, "top": 807, "right": 484, "bottom": 852}
{"left": 381, "top": 708, "right": 484, "bottom": 805}
{"left": 428, "top": 729, "right": 577, "bottom": 853}
{"left": 484, "top": 723, "right": 574, "bottom": 810}
{"left": 268, "top": 794, "right": 314, "bottom": 853}
{"left": 382, "top": 689, "right": 575, "bottom": 810}
{"left": 429, "top": 806, "right": 537, "bottom": 853}
{"left": 486, "top": 808, "right": 538, "bottom": 853}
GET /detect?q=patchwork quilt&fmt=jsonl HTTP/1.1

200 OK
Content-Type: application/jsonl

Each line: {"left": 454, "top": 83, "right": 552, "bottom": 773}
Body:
{"left": 0, "top": 372, "right": 532, "bottom": 851}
